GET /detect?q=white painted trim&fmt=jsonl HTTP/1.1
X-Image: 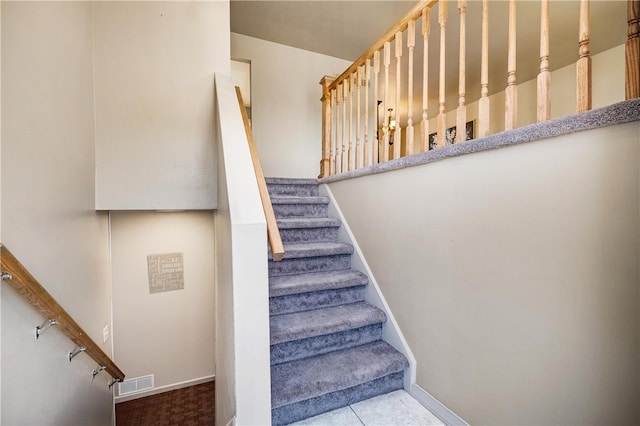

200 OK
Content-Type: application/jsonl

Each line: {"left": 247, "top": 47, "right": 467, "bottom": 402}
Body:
{"left": 409, "top": 384, "right": 469, "bottom": 426}
{"left": 320, "top": 184, "right": 417, "bottom": 389}
{"left": 114, "top": 375, "right": 215, "bottom": 403}
{"left": 225, "top": 417, "right": 236, "bottom": 426}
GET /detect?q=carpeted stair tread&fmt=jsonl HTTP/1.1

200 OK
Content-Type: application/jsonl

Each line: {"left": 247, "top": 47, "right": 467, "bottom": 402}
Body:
{"left": 270, "top": 302, "right": 386, "bottom": 345}
{"left": 269, "top": 270, "right": 368, "bottom": 298}
{"left": 277, "top": 217, "right": 341, "bottom": 229}
{"left": 265, "top": 177, "right": 319, "bottom": 185}
{"left": 271, "top": 196, "right": 329, "bottom": 205}
{"left": 270, "top": 323, "right": 381, "bottom": 366}
{"left": 269, "top": 241, "right": 353, "bottom": 260}
{"left": 271, "top": 340, "right": 409, "bottom": 409}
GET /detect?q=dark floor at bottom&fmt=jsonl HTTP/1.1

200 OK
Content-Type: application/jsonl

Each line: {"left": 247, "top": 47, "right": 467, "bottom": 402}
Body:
{"left": 115, "top": 381, "right": 214, "bottom": 426}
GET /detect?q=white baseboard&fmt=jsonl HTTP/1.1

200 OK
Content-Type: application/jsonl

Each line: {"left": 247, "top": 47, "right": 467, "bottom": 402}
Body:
{"left": 409, "top": 384, "right": 468, "bottom": 426}
{"left": 114, "top": 375, "right": 215, "bottom": 403}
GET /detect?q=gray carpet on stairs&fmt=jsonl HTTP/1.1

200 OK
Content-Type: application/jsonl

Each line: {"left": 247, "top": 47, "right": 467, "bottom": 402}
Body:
{"left": 270, "top": 301, "right": 386, "bottom": 345}
{"left": 271, "top": 340, "right": 409, "bottom": 409}
{"left": 267, "top": 178, "right": 408, "bottom": 425}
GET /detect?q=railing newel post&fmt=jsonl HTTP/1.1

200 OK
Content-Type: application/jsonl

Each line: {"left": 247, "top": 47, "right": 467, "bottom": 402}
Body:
{"left": 319, "top": 76, "right": 334, "bottom": 178}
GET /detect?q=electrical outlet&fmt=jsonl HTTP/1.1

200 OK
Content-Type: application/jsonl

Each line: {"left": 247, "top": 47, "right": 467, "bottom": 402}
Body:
{"left": 103, "top": 325, "right": 110, "bottom": 344}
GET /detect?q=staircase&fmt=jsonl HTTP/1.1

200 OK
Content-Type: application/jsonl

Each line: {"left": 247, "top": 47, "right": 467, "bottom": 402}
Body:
{"left": 266, "top": 177, "right": 409, "bottom": 425}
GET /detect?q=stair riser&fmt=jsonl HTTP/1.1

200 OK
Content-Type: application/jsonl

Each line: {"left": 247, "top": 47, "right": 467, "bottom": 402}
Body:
{"left": 271, "top": 371, "right": 405, "bottom": 425}
{"left": 268, "top": 184, "right": 319, "bottom": 197}
{"left": 271, "top": 323, "right": 382, "bottom": 366}
{"left": 273, "top": 204, "right": 328, "bottom": 218}
{"left": 279, "top": 226, "right": 339, "bottom": 243}
{"left": 269, "top": 255, "right": 351, "bottom": 277}
{"left": 270, "top": 286, "right": 366, "bottom": 316}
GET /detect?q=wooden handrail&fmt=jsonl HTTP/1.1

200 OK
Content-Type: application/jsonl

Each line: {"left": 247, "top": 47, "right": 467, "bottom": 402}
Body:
{"left": 321, "top": 0, "right": 634, "bottom": 178}
{"left": 235, "top": 87, "right": 285, "bottom": 261}
{"left": 327, "top": 0, "right": 438, "bottom": 93}
{"left": 0, "top": 245, "right": 125, "bottom": 381}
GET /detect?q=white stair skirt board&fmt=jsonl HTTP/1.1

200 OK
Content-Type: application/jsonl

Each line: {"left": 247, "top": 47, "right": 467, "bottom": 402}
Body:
{"left": 410, "top": 384, "right": 469, "bottom": 426}
{"left": 319, "top": 184, "right": 417, "bottom": 389}
{"left": 114, "top": 375, "right": 215, "bottom": 403}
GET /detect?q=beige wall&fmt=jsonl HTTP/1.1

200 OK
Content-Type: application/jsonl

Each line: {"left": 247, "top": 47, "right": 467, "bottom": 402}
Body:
{"left": 94, "top": 1, "right": 226, "bottom": 210}
{"left": 329, "top": 122, "right": 640, "bottom": 425}
{"left": 1, "top": 2, "right": 113, "bottom": 424}
{"left": 214, "top": 75, "right": 272, "bottom": 425}
{"left": 231, "top": 33, "right": 352, "bottom": 178}
{"left": 110, "top": 212, "right": 215, "bottom": 392}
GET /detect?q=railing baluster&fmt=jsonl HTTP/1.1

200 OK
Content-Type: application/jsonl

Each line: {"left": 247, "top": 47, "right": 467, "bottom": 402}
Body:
{"left": 349, "top": 73, "right": 355, "bottom": 171}
{"left": 333, "top": 84, "right": 342, "bottom": 174}
{"left": 505, "top": 0, "right": 518, "bottom": 130}
{"left": 373, "top": 50, "right": 380, "bottom": 165}
{"left": 383, "top": 41, "right": 391, "bottom": 162}
{"left": 422, "top": 8, "right": 431, "bottom": 151}
{"left": 627, "top": 0, "right": 640, "bottom": 99}
{"left": 356, "top": 66, "right": 362, "bottom": 169}
{"left": 577, "top": 0, "right": 592, "bottom": 112}
{"left": 342, "top": 81, "right": 348, "bottom": 173}
{"left": 331, "top": 88, "right": 337, "bottom": 175}
{"left": 437, "top": 0, "right": 448, "bottom": 147}
{"left": 364, "top": 59, "right": 371, "bottom": 167}
{"left": 394, "top": 32, "right": 403, "bottom": 159}
{"left": 537, "top": 0, "right": 551, "bottom": 122}
{"left": 336, "top": 82, "right": 343, "bottom": 174}
{"left": 456, "top": 0, "right": 467, "bottom": 142}
{"left": 478, "top": 0, "right": 490, "bottom": 138}
{"left": 406, "top": 20, "right": 416, "bottom": 156}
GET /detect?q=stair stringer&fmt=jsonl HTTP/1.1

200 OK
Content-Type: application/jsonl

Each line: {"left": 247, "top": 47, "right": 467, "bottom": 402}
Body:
{"left": 319, "top": 184, "right": 417, "bottom": 390}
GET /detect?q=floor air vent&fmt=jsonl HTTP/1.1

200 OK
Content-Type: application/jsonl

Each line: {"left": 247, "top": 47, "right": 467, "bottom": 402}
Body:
{"left": 118, "top": 374, "right": 154, "bottom": 396}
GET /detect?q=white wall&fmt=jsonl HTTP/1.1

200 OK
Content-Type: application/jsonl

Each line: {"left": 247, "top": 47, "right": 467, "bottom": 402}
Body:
{"left": 110, "top": 212, "right": 215, "bottom": 394}
{"left": 231, "top": 33, "right": 352, "bottom": 178}
{"left": 1, "top": 2, "right": 113, "bottom": 424}
{"left": 214, "top": 74, "right": 272, "bottom": 426}
{"left": 328, "top": 122, "right": 640, "bottom": 425}
{"left": 94, "top": 1, "right": 227, "bottom": 210}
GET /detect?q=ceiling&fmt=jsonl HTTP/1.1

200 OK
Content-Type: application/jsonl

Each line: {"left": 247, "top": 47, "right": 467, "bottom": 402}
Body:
{"left": 231, "top": 1, "right": 628, "bottom": 111}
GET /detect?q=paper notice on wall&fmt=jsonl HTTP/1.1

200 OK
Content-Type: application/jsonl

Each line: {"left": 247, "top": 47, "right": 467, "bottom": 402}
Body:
{"left": 147, "top": 252, "right": 184, "bottom": 293}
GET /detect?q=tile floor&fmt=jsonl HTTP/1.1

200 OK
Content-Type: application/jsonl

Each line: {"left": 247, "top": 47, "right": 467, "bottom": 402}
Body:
{"left": 290, "top": 390, "right": 445, "bottom": 426}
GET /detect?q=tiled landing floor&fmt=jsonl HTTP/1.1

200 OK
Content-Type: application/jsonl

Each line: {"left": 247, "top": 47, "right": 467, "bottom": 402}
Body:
{"left": 291, "top": 390, "right": 445, "bottom": 426}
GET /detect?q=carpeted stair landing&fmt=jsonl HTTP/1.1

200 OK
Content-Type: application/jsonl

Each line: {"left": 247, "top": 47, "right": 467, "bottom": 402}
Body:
{"left": 266, "top": 177, "right": 409, "bottom": 425}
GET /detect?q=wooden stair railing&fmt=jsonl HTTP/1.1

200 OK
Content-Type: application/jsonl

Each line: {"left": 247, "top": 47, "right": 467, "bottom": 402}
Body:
{"left": 0, "top": 245, "right": 125, "bottom": 382}
{"left": 235, "top": 86, "right": 285, "bottom": 262}
{"left": 319, "top": 0, "right": 639, "bottom": 179}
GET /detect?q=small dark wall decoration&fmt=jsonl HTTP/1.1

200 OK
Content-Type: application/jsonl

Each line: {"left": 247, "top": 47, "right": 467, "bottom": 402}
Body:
{"left": 429, "top": 120, "right": 475, "bottom": 150}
